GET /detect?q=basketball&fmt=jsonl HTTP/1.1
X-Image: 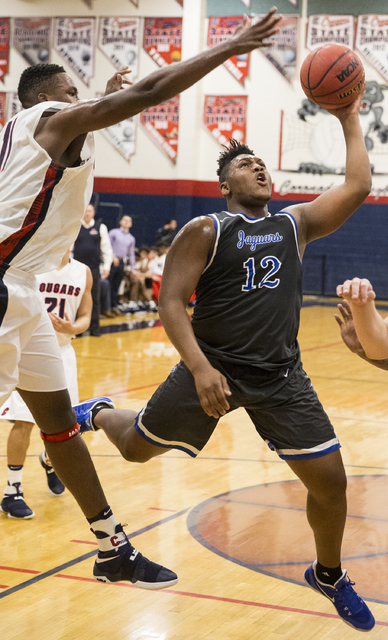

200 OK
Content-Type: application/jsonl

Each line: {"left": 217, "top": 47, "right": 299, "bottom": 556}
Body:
{"left": 300, "top": 44, "right": 365, "bottom": 109}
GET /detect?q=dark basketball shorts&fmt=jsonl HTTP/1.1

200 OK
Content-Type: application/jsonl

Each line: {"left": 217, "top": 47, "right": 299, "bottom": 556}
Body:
{"left": 135, "top": 355, "right": 340, "bottom": 461}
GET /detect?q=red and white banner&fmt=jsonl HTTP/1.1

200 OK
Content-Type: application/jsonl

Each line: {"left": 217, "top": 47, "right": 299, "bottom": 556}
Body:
{"left": 356, "top": 15, "right": 388, "bottom": 82}
{"left": 253, "top": 15, "right": 298, "bottom": 83}
{"left": 0, "top": 19, "right": 10, "bottom": 83}
{"left": 98, "top": 18, "right": 140, "bottom": 78}
{"left": 175, "top": 0, "right": 183, "bottom": 5}
{"left": 54, "top": 18, "right": 95, "bottom": 87}
{"left": 203, "top": 95, "right": 247, "bottom": 146}
{"left": 207, "top": 17, "right": 249, "bottom": 86}
{"left": 0, "top": 92, "right": 6, "bottom": 130}
{"left": 307, "top": 15, "right": 354, "bottom": 50}
{"left": 143, "top": 18, "right": 182, "bottom": 67}
{"left": 13, "top": 18, "right": 51, "bottom": 66}
{"left": 7, "top": 92, "right": 23, "bottom": 121}
{"left": 140, "top": 96, "right": 179, "bottom": 163}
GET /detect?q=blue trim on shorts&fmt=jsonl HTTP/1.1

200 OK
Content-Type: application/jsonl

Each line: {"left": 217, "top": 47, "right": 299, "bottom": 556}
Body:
{"left": 134, "top": 412, "right": 198, "bottom": 458}
{"left": 278, "top": 442, "right": 341, "bottom": 461}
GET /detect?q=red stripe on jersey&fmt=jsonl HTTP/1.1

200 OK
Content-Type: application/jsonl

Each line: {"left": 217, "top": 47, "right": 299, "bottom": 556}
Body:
{"left": 0, "top": 162, "right": 63, "bottom": 268}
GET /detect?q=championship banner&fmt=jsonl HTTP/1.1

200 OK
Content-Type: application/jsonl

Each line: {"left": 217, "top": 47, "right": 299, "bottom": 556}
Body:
{"left": 203, "top": 95, "right": 247, "bottom": 146}
{"left": 207, "top": 17, "right": 249, "bottom": 85}
{"left": 143, "top": 18, "right": 182, "bottom": 67}
{"left": 129, "top": 0, "right": 139, "bottom": 6}
{"left": 307, "top": 15, "right": 354, "bottom": 50}
{"left": 140, "top": 96, "right": 179, "bottom": 163}
{"left": 356, "top": 15, "right": 388, "bottom": 82}
{"left": 7, "top": 92, "right": 23, "bottom": 121}
{"left": 98, "top": 18, "right": 140, "bottom": 78}
{"left": 13, "top": 18, "right": 51, "bottom": 66}
{"left": 101, "top": 119, "right": 136, "bottom": 162}
{"left": 0, "top": 92, "right": 6, "bottom": 131}
{"left": 240, "top": 0, "right": 250, "bottom": 7}
{"left": 253, "top": 15, "right": 298, "bottom": 83}
{"left": 81, "top": 0, "right": 93, "bottom": 7}
{"left": 175, "top": 0, "right": 183, "bottom": 5}
{"left": 0, "top": 19, "right": 10, "bottom": 83}
{"left": 54, "top": 18, "right": 95, "bottom": 87}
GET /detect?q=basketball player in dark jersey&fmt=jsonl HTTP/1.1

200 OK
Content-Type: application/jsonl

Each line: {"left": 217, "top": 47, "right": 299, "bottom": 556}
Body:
{"left": 77, "top": 90, "right": 375, "bottom": 630}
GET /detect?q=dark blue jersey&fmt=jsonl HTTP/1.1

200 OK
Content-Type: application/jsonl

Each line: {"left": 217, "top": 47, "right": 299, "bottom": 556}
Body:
{"left": 191, "top": 211, "right": 302, "bottom": 369}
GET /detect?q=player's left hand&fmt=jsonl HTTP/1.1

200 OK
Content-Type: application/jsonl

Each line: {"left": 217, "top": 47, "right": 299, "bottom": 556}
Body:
{"left": 49, "top": 312, "right": 75, "bottom": 334}
{"left": 334, "top": 299, "right": 364, "bottom": 353}
{"left": 336, "top": 277, "right": 376, "bottom": 305}
{"left": 104, "top": 67, "right": 133, "bottom": 95}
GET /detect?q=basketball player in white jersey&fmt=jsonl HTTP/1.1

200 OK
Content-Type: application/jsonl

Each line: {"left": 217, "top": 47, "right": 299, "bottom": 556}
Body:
{"left": 0, "top": 250, "right": 92, "bottom": 519}
{"left": 0, "top": 9, "right": 282, "bottom": 587}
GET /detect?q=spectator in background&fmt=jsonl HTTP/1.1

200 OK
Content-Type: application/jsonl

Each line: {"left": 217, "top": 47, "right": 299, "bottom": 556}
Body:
{"left": 73, "top": 203, "right": 112, "bottom": 336}
{"left": 155, "top": 219, "right": 178, "bottom": 246}
{"left": 109, "top": 215, "right": 136, "bottom": 312}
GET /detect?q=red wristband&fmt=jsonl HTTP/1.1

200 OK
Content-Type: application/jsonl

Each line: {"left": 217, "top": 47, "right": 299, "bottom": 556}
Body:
{"left": 40, "top": 423, "right": 81, "bottom": 442}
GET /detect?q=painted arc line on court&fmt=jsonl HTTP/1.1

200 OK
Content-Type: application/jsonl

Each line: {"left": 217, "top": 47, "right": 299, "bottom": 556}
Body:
{"left": 0, "top": 508, "right": 188, "bottom": 600}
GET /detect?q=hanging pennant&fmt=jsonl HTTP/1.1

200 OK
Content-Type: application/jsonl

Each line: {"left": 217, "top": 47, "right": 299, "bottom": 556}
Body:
{"left": 53, "top": 17, "right": 95, "bottom": 87}
{"left": 7, "top": 92, "right": 23, "bottom": 121}
{"left": 98, "top": 17, "right": 140, "bottom": 78}
{"left": 101, "top": 119, "right": 136, "bottom": 162}
{"left": 0, "top": 19, "right": 10, "bottom": 83}
{"left": 307, "top": 15, "right": 354, "bottom": 50}
{"left": 207, "top": 17, "right": 250, "bottom": 86}
{"left": 175, "top": 0, "right": 183, "bottom": 5}
{"left": 140, "top": 96, "right": 179, "bottom": 163}
{"left": 240, "top": 0, "right": 250, "bottom": 7}
{"left": 0, "top": 91, "right": 6, "bottom": 130}
{"left": 81, "top": 0, "right": 93, "bottom": 7}
{"left": 356, "top": 15, "right": 388, "bottom": 82}
{"left": 204, "top": 96, "right": 247, "bottom": 147}
{"left": 13, "top": 17, "right": 51, "bottom": 66}
{"left": 129, "top": 0, "right": 139, "bottom": 7}
{"left": 253, "top": 14, "right": 298, "bottom": 83}
{"left": 143, "top": 18, "right": 182, "bottom": 67}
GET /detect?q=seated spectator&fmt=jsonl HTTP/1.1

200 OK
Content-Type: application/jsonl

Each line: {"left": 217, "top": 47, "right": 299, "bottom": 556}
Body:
{"left": 155, "top": 219, "right": 178, "bottom": 246}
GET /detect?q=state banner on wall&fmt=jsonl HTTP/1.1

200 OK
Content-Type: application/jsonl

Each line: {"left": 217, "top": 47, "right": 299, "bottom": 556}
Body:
{"left": 13, "top": 18, "right": 51, "bottom": 66}
{"left": 98, "top": 17, "right": 140, "bottom": 78}
{"left": 307, "top": 15, "right": 354, "bottom": 50}
{"left": 143, "top": 18, "right": 182, "bottom": 67}
{"left": 129, "top": 0, "right": 139, "bottom": 6}
{"left": 0, "top": 92, "right": 6, "bottom": 130}
{"left": 356, "top": 15, "right": 388, "bottom": 82}
{"left": 0, "top": 19, "right": 10, "bottom": 83}
{"left": 140, "top": 96, "right": 179, "bottom": 163}
{"left": 207, "top": 17, "right": 249, "bottom": 85}
{"left": 53, "top": 17, "right": 95, "bottom": 86}
{"left": 203, "top": 95, "right": 247, "bottom": 146}
{"left": 101, "top": 118, "right": 136, "bottom": 161}
{"left": 253, "top": 15, "right": 298, "bottom": 83}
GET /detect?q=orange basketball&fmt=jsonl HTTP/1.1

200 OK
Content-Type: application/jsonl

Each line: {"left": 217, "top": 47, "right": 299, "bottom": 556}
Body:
{"left": 300, "top": 44, "right": 365, "bottom": 109}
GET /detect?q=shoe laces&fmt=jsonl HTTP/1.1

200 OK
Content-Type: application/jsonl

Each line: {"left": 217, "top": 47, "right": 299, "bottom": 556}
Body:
{"left": 335, "top": 578, "right": 364, "bottom": 613}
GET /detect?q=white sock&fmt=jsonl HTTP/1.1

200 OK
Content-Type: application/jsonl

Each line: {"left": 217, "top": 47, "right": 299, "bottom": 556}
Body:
{"left": 4, "top": 465, "right": 23, "bottom": 495}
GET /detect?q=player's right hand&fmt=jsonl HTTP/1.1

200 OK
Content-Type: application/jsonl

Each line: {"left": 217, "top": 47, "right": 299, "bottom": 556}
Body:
{"left": 336, "top": 277, "right": 376, "bottom": 305}
{"left": 194, "top": 365, "right": 232, "bottom": 419}
{"left": 232, "top": 7, "right": 282, "bottom": 53}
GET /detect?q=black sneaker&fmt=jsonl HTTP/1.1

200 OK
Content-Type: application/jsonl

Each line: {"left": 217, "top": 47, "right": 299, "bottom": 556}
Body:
{"left": 39, "top": 452, "right": 65, "bottom": 495}
{"left": 93, "top": 524, "right": 178, "bottom": 589}
{"left": 0, "top": 483, "right": 35, "bottom": 519}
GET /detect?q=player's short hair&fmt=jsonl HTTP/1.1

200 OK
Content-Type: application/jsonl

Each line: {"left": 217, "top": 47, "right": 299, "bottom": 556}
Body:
{"left": 217, "top": 139, "right": 255, "bottom": 184}
{"left": 18, "top": 63, "right": 66, "bottom": 108}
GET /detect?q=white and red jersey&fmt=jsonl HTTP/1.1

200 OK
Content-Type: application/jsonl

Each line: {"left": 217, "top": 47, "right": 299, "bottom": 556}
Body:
{"left": 37, "top": 258, "right": 87, "bottom": 347}
{"left": 0, "top": 101, "right": 94, "bottom": 274}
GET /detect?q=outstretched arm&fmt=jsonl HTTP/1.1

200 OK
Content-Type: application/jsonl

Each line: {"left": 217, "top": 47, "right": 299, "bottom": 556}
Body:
{"left": 38, "top": 9, "right": 282, "bottom": 160}
{"left": 283, "top": 93, "right": 371, "bottom": 251}
{"left": 336, "top": 277, "right": 388, "bottom": 362}
{"left": 158, "top": 218, "right": 232, "bottom": 419}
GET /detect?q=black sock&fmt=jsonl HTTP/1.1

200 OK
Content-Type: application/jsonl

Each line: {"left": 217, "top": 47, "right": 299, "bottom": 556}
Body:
{"left": 316, "top": 561, "right": 343, "bottom": 585}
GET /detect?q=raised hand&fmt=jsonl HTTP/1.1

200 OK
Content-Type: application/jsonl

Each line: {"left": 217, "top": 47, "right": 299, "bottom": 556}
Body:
{"left": 232, "top": 7, "right": 282, "bottom": 53}
{"left": 334, "top": 299, "right": 364, "bottom": 354}
{"left": 105, "top": 67, "right": 133, "bottom": 96}
{"left": 336, "top": 277, "right": 376, "bottom": 305}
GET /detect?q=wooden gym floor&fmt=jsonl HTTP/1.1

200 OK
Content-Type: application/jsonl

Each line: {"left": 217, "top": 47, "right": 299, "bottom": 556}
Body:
{"left": 1, "top": 298, "right": 388, "bottom": 639}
